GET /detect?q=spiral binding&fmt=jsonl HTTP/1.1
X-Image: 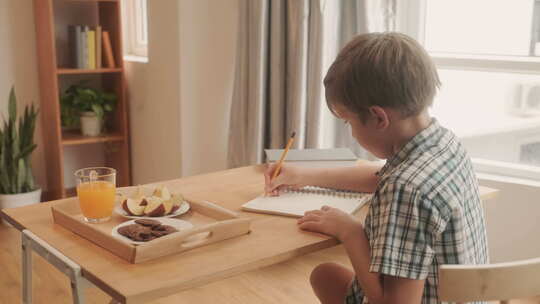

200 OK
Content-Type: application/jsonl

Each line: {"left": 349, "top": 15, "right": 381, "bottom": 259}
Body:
{"left": 284, "top": 186, "right": 365, "bottom": 199}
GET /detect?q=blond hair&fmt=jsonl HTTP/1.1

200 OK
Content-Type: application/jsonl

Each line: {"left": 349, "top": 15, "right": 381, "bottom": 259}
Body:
{"left": 324, "top": 32, "right": 440, "bottom": 120}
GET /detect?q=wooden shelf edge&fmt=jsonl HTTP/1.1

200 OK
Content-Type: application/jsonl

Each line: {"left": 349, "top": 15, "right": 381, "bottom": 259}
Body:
{"left": 57, "top": 68, "right": 122, "bottom": 75}
{"left": 62, "top": 131, "right": 125, "bottom": 146}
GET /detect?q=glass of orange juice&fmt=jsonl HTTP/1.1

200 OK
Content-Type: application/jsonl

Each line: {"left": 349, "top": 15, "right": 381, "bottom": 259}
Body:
{"left": 75, "top": 167, "right": 116, "bottom": 223}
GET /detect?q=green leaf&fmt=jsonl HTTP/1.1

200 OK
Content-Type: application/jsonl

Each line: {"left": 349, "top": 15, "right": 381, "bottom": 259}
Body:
{"left": 0, "top": 171, "right": 10, "bottom": 194}
{"left": 25, "top": 164, "right": 35, "bottom": 192}
{"left": 18, "top": 110, "right": 26, "bottom": 148}
{"left": 16, "top": 158, "right": 25, "bottom": 193}
{"left": 82, "top": 88, "right": 97, "bottom": 100}
{"left": 0, "top": 138, "right": 6, "bottom": 193}
{"left": 15, "top": 143, "right": 36, "bottom": 161}
{"left": 11, "top": 127, "right": 19, "bottom": 156}
{"left": 91, "top": 104, "right": 104, "bottom": 120}
{"left": 8, "top": 87, "right": 17, "bottom": 123}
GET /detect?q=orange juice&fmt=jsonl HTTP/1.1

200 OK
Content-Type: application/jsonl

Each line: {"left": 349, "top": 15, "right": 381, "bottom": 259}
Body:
{"left": 77, "top": 181, "right": 116, "bottom": 220}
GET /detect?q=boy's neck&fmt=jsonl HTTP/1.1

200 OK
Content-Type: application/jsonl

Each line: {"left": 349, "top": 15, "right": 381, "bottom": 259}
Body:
{"left": 389, "top": 110, "right": 432, "bottom": 156}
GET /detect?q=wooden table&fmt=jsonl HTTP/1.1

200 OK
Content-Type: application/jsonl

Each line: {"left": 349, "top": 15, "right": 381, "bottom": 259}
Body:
{"left": 1, "top": 165, "right": 499, "bottom": 304}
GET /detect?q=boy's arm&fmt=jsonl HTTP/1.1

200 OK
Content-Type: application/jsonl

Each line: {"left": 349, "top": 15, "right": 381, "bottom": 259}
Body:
{"left": 299, "top": 181, "right": 437, "bottom": 304}
{"left": 265, "top": 161, "right": 382, "bottom": 194}
{"left": 341, "top": 228, "right": 425, "bottom": 304}
{"left": 303, "top": 161, "right": 382, "bottom": 193}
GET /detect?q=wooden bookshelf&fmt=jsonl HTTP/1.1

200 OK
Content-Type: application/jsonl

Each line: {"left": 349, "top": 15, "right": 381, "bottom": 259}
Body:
{"left": 33, "top": 0, "right": 131, "bottom": 199}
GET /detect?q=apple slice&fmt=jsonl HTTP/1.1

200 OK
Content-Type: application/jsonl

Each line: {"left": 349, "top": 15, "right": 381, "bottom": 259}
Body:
{"left": 144, "top": 197, "right": 166, "bottom": 217}
{"left": 153, "top": 186, "right": 171, "bottom": 200}
{"left": 169, "top": 193, "right": 184, "bottom": 213}
{"left": 162, "top": 199, "right": 173, "bottom": 215}
{"left": 122, "top": 198, "right": 145, "bottom": 216}
{"left": 117, "top": 194, "right": 127, "bottom": 205}
{"left": 133, "top": 185, "right": 145, "bottom": 200}
{"left": 139, "top": 198, "right": 149, "bottom": 206}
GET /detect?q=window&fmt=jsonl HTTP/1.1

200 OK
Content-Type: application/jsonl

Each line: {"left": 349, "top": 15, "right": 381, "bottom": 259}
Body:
{"left": 400, "top": 1, "right": 540, "bottom": 180}
{"left": 425, "top": 1, "right": 535, "bottom": 57}
{"left": 122, "top": 0, "right": 148, "bottom": 58}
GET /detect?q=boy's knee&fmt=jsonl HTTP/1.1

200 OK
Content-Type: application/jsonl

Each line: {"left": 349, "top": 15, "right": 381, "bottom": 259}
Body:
{"left": 310, "top": 262, "right": 341, "bottom": 287}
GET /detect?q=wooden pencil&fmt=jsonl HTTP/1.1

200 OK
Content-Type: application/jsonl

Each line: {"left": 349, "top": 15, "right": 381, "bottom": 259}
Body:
{"left": 271, "top": 131, "right": 296, "bottom": 181}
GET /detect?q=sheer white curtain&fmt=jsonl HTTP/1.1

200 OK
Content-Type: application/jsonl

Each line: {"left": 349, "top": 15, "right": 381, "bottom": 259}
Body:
{"left": 228, "top": 0, "right": 396, "bottom": 168}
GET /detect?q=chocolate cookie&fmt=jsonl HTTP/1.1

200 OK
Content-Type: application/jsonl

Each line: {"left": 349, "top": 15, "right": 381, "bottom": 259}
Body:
{"left": 135, "top": 219, "right": 161, "bottom": 228}
{"left": 160, "top": 225, "right": 178, "bottom": 234}
{"left": 151, "top": 225, "right": 178, "bottom": 237}
{"left": 118, "top": 221, "right": 178, "bottom": 242}
{"left": 133, "top": 228, "right": 156, "bottom": 242}
{"left": 151, "top": 230, "right": 167, "bottom": 237}
{"left": 118, "top": 224, "right": 141, "bottom": 238}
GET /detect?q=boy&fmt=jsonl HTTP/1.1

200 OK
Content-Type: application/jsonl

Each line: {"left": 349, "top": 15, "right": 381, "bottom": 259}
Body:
{"left": 264, "top": 32, "right": 488, "bottom": 304}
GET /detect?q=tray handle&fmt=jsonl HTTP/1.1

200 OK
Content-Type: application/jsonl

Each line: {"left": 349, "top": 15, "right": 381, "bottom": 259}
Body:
{"left": 177, "top": 220, "right": 239, "bottom": 249}
{"left": 160, "top": 217, "right": 249, "bottom": 246}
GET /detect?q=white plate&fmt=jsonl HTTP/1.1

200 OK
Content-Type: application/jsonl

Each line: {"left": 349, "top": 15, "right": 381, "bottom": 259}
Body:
{"left": 111, "top": 218, "right": 193, "bottom": 245}
{"left": 114, "top": 201, "right": 190, "bottom": 219}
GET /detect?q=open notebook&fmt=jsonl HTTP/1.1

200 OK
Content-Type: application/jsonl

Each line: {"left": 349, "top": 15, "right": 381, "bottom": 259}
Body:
{"left": 242, "top": 187, "right": 371, "bottom": 218}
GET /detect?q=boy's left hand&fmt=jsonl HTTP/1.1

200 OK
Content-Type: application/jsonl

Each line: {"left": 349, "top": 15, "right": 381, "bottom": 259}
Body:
{"left": 297, "top": 206, "right": 363, "bottom": 242}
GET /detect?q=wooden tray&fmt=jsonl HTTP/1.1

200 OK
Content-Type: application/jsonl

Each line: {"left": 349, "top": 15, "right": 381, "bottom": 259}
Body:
{"left": 51, "top": 193, "right": 251, "bottom": 264}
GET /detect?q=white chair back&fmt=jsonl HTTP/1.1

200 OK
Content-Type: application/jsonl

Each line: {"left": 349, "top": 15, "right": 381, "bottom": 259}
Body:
{"left": 439, "top": 257, "right": 540, "bottom": 303}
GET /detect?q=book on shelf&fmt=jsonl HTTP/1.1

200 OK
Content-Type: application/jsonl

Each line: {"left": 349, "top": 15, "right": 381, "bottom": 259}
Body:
{"left": 96, "top": 25, "right": 102, "bottom": 68}
{"left": 69, "top": 25, "right": 80, "bottom": 68}
{"left": 82, "top": 25, "right": 89, "bottom": 68}
{"left": 102, "top": 31, "right": 115, "bottom": 68}
{"left": 87, "top": 29, "right": 96, "bottom": 69}
{"left": 68, "top": 25, "right": 114, "bottom": 69}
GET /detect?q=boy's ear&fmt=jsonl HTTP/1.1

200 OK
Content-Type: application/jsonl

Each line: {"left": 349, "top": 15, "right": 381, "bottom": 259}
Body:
{"left": 368, "top": 106, "right": 390, "bottom": 130}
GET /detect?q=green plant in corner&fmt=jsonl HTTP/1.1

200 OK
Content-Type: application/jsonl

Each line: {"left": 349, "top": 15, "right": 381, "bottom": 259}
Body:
{"left": 60, "top": 84, "right": 117, "bottom": 128}
{"left": 0, "top": 87, "right": 39, "bottom": 194}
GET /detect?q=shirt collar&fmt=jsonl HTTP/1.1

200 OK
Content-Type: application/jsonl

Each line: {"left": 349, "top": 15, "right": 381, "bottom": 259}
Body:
{"left": 377, "top": 118, "right": 441, "bottom": 177}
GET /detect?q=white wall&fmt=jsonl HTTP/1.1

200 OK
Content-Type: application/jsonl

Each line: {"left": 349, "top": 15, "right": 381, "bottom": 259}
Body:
{"left": 125, "top": 0, "right": 182, "bottom": 185}
{"left": 126, "top": 0, "right": 238, "bottom": 184}
{"left": 178, "top": 0, "right": 238, "bottom": 177}
{"left": 0, "top": 0, "right": 46, "bottom": 191}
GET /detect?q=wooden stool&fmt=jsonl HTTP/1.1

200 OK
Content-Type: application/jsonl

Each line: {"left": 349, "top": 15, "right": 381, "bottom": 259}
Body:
{"left": 439, "top": 257, "right": 540, "bottom": 304}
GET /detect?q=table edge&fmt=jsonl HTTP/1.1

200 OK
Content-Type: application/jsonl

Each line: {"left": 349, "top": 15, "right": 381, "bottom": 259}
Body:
{"left": 120, "top": 237, "right": 340, "bottom": 304}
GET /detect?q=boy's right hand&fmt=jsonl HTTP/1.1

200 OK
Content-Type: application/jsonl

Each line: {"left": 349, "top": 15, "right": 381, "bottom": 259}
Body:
{"left": 264, "top": 163, "right": 306, "bottom": 196}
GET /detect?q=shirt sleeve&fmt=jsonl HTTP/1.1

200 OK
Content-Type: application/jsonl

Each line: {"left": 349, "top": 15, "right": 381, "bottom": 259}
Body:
{"left": 345, "top": 278, "right": 365, "bottom": 304}
{"left": 368, "top": 182, "right": 448, "bottom": 280}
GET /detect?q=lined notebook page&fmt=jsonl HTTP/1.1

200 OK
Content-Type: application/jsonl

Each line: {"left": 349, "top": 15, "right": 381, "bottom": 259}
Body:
{"left": 242, "top": 187, "right": 371, "bottom": 218}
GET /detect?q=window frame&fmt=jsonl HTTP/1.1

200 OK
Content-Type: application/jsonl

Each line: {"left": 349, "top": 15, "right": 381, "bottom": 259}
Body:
{"left": 122, "top": 0, "right": 148, "bottom": 59}
{"left": 400, "top": 0, "right": 540, "bottom": 74}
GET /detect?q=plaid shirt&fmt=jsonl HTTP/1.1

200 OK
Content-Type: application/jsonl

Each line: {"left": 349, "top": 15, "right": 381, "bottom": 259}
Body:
{"left": 346, "top": 119, "right": 489, "bottom": 304}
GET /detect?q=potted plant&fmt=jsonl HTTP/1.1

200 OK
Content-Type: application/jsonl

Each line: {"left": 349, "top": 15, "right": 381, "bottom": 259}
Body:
{"left": 60, "top": 84, "right": 117, "bottom": 136}
{"left": 0, "top": 87, "right": 41, "bottom": 222}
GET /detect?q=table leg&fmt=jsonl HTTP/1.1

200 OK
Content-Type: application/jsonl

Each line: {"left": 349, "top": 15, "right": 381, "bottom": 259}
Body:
{"left": 70, "top": 275, "right": 86, "bottom": 304}
{"left": 20, "top": 230, "right": 121, "bottom": 304}
{"left": 21, "top": 231, "right": 33, "bottom": 304}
